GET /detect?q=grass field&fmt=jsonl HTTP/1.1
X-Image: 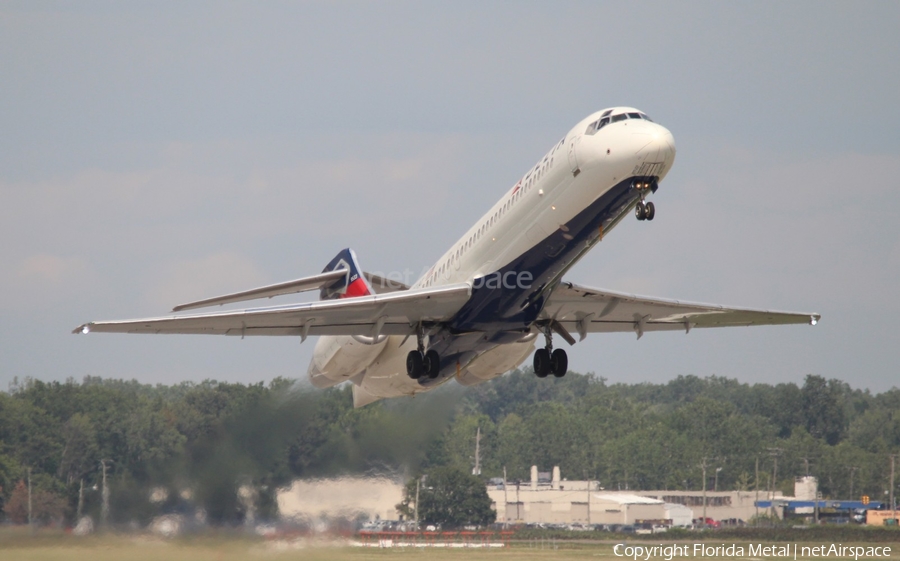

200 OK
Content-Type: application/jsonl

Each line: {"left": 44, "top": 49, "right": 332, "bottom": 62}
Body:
{"left": 1, "top": 534, "right": 899, "bottom": 561}
{"left": 0, "top": 535, "right": 598, "bottom": 561}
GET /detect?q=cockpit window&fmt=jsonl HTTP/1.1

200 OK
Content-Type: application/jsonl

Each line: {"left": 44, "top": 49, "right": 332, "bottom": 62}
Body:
{"left": 587, "top": 112, "right": 655, "bottom": 134}
{"left": 601, "top": 109, "right": 613, "bottom": 117}
{"left": 585, "top": 116, "right": 612, "bottom": 135}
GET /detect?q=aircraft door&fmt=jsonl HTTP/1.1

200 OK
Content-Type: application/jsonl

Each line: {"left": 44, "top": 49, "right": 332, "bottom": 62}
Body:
{"left": 567, "top": 135, "right": 580, "bottom": 176}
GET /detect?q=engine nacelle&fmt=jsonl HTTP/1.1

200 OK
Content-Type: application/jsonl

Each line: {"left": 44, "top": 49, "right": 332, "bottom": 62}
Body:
{"left": 455, "top": 339, "right": 535, "bottom": 387}
{"left": 307, "top": 334, "right": 388, "bottom": 388}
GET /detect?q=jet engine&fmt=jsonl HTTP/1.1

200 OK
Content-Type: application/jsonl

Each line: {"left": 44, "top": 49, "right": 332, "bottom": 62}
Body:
{"left": 307, "top": 334, "right": 388, "bottom": 388}
{"left": 455, "top": 338, "right": 536, "bottom": 386}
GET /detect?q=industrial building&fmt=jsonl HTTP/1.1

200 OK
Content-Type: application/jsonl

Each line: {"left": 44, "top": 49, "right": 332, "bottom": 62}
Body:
{"left": 486, "top": 466, "right": 770, "bottom": 526}
{"left": 276, "top": 470, "right": 888, "bottom": 528}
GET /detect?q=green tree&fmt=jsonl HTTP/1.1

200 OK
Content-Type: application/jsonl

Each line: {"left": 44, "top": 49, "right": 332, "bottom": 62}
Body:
{"left": 404, "top": 467, "right": 495, "bottom": 529}
{"left": 3, "top": 478, "right": 66, "bottom": 526}
{"left": 438, "top": 414, "right": 497, "bottom": 475}
{"left": 494, "top": 413, "right": 534, "bottom": 480}
{"left": 58, "top": 413, "right": 98, "bottom": 485}
{"left": 801, "top": 375, "right": 846, "bottom": 445}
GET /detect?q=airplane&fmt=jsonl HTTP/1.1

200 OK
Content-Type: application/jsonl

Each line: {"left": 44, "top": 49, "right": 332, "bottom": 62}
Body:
{"left": 74, "top": 107, "right": 820, "bottom": 407}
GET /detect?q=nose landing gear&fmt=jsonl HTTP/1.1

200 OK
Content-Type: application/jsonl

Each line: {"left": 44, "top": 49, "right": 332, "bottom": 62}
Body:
{"left": 635, "top": 200, "right": 655, "bottom": 221}
{"left": 633, "top": 179, "right": 656, "bottom": 221}
{"left": 533, "top": 327, "right": 568, "bottom": 378}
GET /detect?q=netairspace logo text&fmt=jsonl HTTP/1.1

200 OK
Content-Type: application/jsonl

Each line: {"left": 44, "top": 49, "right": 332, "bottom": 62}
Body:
{"left": 613, "top": 544, "right": 892, "bottom": 561}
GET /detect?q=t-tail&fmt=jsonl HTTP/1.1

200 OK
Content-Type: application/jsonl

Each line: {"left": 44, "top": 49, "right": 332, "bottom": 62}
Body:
{"left": 319, "top": 248, "right": 373, "bottom": 300}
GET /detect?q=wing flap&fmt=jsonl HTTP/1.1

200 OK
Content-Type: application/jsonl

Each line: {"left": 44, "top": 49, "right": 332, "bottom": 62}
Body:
{"left": 75, "top": 282, "right": 471, "bottom": 337}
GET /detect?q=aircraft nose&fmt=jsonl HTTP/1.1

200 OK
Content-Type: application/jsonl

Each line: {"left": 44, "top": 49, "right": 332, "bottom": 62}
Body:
{"left": 640, "top": 124, "right": 676, "bottom": 164}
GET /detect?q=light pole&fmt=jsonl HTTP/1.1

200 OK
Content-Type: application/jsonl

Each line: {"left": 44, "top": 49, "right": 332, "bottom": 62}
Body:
{"left": 714, "top": 467, "right": 723, "bottom": 492}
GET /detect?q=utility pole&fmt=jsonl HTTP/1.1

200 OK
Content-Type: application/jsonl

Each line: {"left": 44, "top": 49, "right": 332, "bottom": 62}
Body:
{"left": 414, "top": 477, "right": 421, "bottom": 530}
{"left": 891, "top": 454, "right": 897, "bottom": 521}
{"left": 502, "top": 467, "right": 508, "bottom": 529}
{"left": 585, "top": 471, "right": 592, "bottom": 526}
{"left": 77, "top": 478, "right": 84, "bottom": 520}
{"left": 100, "top": 459, "right": 110, "bottom": 529}
{"left": 516, "top": 481, "right": 521, "bottom": 522}
{"left": 27, "top": 467, "right": 32, "bottom": 531}
{"left": 766, "top": 448, "right": 782, "bottom": 519}
{"left": 699, "top": 458, "right": 711, "bottom": 529}
{"left": 472, "top": 426, "right": 481, "bottom": 476}
{"left": 754, "top": 457, "right": 759, "bottom": 525}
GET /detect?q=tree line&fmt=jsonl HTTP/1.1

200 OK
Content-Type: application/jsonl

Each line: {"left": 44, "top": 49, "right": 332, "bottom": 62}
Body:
{"left": 0, "top": 370, "right": 897, "bottom": 526}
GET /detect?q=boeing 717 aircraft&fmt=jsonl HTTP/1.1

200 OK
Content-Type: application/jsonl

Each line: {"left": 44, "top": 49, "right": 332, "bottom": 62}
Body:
{"left": 75, "top": 107, "right": 819, "bottom": 407}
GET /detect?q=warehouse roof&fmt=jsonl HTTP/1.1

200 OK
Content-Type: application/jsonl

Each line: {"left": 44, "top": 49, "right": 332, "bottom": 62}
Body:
{"left": 593, "top": 494, "right": 664, "bottom": 505}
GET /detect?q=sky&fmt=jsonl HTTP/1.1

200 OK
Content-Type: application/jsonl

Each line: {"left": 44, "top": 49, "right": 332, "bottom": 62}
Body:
{"left": 2, "top": 1, "right": 899, "bottom": 394}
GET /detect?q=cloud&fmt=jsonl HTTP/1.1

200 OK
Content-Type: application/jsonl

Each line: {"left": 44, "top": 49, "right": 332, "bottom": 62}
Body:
{"left": 145, "top": 253, "right": 266, "bottom": 311}
{"left": 17, "top": 254, "right": 87, "bottom": 284}
{"left": 0, "top": 254, "right": 93, "bottom": 313}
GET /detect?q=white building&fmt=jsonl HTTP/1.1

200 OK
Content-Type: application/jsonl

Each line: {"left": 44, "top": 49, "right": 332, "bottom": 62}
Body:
{"left": 487, "top": 466, "right": 782, "bottom": 525}
{"left": 277, "top": 477, "right": 404, "bottom": 522}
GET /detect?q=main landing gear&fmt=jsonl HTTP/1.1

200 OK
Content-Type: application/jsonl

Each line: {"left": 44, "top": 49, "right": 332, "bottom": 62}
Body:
{"left": 406, "top": 325, "right": 440, "bottom": 380}
{"left": 533, "top": 327, "right": 568, "bottom": 378}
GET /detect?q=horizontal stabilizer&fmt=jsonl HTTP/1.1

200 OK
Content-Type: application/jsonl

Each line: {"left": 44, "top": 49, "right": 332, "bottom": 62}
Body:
{"left": 172, "top": 269, "right": 348, "bottom": 312}
{"left": 364, "top": 272, "right": 410, "bottom": 293}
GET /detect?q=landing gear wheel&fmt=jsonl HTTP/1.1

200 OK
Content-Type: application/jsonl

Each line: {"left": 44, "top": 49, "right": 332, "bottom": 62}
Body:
{"left": 533, "top": 348, "right": 551, "bottom": 378}
{"left": 551, "top": 349, "right": 568, "bottom": 378}
{"left": 635, "top": 201, "right": 646, "bottom": 221}
{"left": 424, "top": 350, "right": 441, "bottom": 379}
{"left": 644, "top": 201, "right": 655, "bottom": 221}
{"left": 406, "top": 350, "right": 424, "bottom": 379}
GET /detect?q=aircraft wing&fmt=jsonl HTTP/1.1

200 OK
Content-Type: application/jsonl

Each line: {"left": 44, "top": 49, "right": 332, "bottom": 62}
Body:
{"left": 543, "top": 282, "right": 820, "bottom": 341}
{"left": 73, "top": 283, "right": 471, "bottom": 339}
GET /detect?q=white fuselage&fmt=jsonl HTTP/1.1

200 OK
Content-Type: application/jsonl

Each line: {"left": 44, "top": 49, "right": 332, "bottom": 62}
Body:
{"left": 309, "top": 107, "right": 676, "bottom": 405}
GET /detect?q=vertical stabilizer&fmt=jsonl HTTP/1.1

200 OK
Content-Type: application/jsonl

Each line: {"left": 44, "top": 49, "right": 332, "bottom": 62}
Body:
{"left": 319, "top": 248, "right": 373, "bottom": 300}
